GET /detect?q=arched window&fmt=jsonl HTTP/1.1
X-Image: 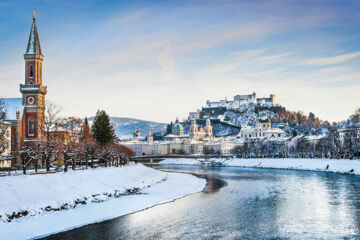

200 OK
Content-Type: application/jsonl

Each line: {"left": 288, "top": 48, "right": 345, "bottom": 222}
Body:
{"left": 28, "top": 117, "right": 34, "bottom": 136}
{"left": 29, "top": 65, "right": 34, "bottom": 78}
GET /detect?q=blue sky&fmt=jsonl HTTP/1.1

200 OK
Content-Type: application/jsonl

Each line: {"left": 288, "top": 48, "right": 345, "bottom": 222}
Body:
{"left": 0, "top": 0, "right": 359, "bottom": 122}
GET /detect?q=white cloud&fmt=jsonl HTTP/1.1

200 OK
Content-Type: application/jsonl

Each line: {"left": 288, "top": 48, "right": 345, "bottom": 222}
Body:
{"left": 302, "top": 51, "right": 360, "bottom": 65}
{"left": 232, "top": 49, "right": 264, "bottom": 58}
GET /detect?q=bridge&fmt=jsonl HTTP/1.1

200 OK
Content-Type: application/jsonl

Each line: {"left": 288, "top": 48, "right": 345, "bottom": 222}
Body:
{"left": 131, "top": 154, "right": 207, "bottom": 163}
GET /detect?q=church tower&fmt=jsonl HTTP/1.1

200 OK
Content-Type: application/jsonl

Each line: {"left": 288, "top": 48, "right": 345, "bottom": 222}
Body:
{"left": 20, "top": 11, "right": 47, "bottom": 141}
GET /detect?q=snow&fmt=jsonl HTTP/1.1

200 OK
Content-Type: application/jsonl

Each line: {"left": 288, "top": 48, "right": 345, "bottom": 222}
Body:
{"left": 0, "top": 164, "right": 206, "bottom": 240}
{"left": 159, "top": 157, "right": 360, "bottom": 175}
{"left": 0, "top": 164, "right": 166, "bottom": 221}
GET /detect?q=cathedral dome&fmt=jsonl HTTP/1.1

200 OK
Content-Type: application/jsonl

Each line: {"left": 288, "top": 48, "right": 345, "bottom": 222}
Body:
{"left": 172, "top": 123, "right": 184, "bottom": 131}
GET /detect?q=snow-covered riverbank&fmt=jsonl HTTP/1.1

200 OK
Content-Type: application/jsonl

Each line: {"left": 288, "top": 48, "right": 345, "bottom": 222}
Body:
{"left": 0, "top": 164, "right": 206, "bottom": 240}
{"left": 159, "top": 158, "right": 360, "bottom": 175}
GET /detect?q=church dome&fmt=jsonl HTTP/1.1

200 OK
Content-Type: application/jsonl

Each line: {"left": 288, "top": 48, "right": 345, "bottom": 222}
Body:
{"left": 172, "top": 123, "right": 184, "bottom": 131}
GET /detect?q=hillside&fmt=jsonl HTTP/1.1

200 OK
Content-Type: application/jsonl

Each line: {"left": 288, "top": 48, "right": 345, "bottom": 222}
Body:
{"left": 89, "top": 117, "right": 167, "bottom": 138}
{"left": 176, "top": 93, "right": 329, "bottom": 137}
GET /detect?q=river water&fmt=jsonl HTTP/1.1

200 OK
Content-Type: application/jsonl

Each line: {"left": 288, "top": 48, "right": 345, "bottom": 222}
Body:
{"left": 42, "top": 165, "right": 360, "bottom": 240}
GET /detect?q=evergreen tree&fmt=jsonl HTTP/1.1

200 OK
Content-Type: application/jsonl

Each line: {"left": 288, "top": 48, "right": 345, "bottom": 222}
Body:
{"left": 91, "top": 110, "right": 116, "bottom": 145}
{"left": 81, "top": 116, "right": 92, "bottom": 141}
{"left": 166, "top": 121, "right": 173, "bottom": 135}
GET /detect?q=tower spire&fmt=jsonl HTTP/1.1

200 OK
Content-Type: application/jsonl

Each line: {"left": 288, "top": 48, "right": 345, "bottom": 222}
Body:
{"left": 26, "top": 11, "right": 42, "bottom": 55}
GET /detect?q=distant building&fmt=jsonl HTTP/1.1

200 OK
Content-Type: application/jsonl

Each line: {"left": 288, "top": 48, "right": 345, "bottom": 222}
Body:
{"left": 133, "top": 128, "right": 141, "bottom": 138}
{"left": 168, "top": 142, "right": 184, "bottom": 154}
{"left": 239, "top": 119, "right": 286, "bottom": 140}
{"left": 188, "top": 111, "right": 200, "bottom": 121}
{"left": 142, "top": 142, "right": 169, "bottom": 155}
{"left": 0, "top": 115, "right": 12, "bottom": 168}
{"left": 190, "top": 119, "right": 213, "bottom": 140}
{"left": 123, "top": 141, "right": 143, "bottom": 156}
{"left": 338, "top": 127, "right": 360, "bottom": 145}
{"left": 172, "top": 118, "right": 184, "bottom": 135}
{"left": 205, "top": 92, "right": 276, "bottom": 109}
{"left": 147, "top": 131, "right": 153, "bottom": 143}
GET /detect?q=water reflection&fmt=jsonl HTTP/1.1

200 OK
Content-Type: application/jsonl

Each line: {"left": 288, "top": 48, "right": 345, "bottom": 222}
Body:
{"left": 42, "top": 166, "right": 360, "bottom": 240}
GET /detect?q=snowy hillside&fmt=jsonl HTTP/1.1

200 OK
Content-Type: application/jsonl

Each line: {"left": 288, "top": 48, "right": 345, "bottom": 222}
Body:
{"left": 89, "top": 117, "right": 167, "bottom": 138}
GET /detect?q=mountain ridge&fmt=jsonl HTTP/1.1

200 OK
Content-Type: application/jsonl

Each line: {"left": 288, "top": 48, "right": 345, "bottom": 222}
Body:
{"left": 88, "top": 116, "right": 167, "bottom": 138}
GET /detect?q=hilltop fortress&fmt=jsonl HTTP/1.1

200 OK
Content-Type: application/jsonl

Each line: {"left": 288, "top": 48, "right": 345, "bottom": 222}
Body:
{"left": 189, "top": 92, "right": 283, "bottom": 123}
{"left": 205, "top": 92, "right": 276, "bottom": 109}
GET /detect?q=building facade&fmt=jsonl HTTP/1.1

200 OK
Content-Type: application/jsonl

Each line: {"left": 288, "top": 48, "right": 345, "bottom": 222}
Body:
{"left": 205, "top": 92, "right": 276, "bottom": 109}
{"left": 172, "top": 118, "right": 184, "bottom": 135}
{"left": 0, "top": 12, "right": 47, "bottom": 164}
{"left": 190, "top": 119, "right": 213, "bottom": 140}
{"left": 239, "top": 119, "right": 286, "bottom": 140}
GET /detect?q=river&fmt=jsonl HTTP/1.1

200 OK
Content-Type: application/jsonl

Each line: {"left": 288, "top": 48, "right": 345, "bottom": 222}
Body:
{"left": 41, "top": 165, "right": 360, "bottom": 239}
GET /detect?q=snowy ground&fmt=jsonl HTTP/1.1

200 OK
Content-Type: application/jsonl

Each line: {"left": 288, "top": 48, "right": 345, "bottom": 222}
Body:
{"left": 0, "top": 164, "right": 205, "bottom": 240}
{"left": 158, "top": 158, "right": 360, "bottom": 175}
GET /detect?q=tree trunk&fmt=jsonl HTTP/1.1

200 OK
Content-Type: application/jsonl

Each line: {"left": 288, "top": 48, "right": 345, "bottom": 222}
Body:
{"left": 34, "top": 158, "right": 38, "bottom": 173}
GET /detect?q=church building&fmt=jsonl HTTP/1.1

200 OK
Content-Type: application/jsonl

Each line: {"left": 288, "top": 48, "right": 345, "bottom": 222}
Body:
{"left": 0, "top": 12, "right": 47, "bottom": 159}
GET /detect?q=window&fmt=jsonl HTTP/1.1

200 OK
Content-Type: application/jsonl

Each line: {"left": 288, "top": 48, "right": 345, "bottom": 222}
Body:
{"left": 29, "top": 65, "right": 34, "bottom": 78}
{"left": 28, "top": 117, "right": 34, "bottom": 136}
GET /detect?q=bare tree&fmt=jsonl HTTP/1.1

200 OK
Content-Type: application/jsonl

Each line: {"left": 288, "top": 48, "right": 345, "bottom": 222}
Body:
{"left": 0, "top": 99, "right": 10, "bottom": 157}
{"left": 19, "top": 145, "right": 36, "bottom": 174}
{"left": 40, "top": 102, "right": 63, "bottom": 171}
{"left": 43, "top": 102, "right": 62, "bottom": 142}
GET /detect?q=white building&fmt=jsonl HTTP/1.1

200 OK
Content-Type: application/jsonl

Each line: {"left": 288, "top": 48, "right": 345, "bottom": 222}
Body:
{"left": 0, "top": 120, "right": 12, "bottom": 168}
{"left": 205, "top": 92, "right": 276, "bottom": 109}
{"left": 188, "top": 111, "right": 200, "bottom": 121}
{"left": 338, "top": 127, "right": 360, "bottom": 145}
{"left": 123, "top": 141, "right": 143, "bottom": 156}
{"left": 239, "top": 119, "right": 286, "bottom": 140}
{"left": 142, "top": 142, "right": 167, "bottom": 155}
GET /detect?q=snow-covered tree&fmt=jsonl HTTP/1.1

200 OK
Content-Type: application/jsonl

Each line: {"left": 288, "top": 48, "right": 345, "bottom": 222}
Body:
{"left": 324, "top": 128, "right": 341, "bottom": 158}
{"left": 0, "top": 99, "right": 10, "bottom": 156}
{"left": 343, "top": 130, "right": 360, "bottom": 159}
